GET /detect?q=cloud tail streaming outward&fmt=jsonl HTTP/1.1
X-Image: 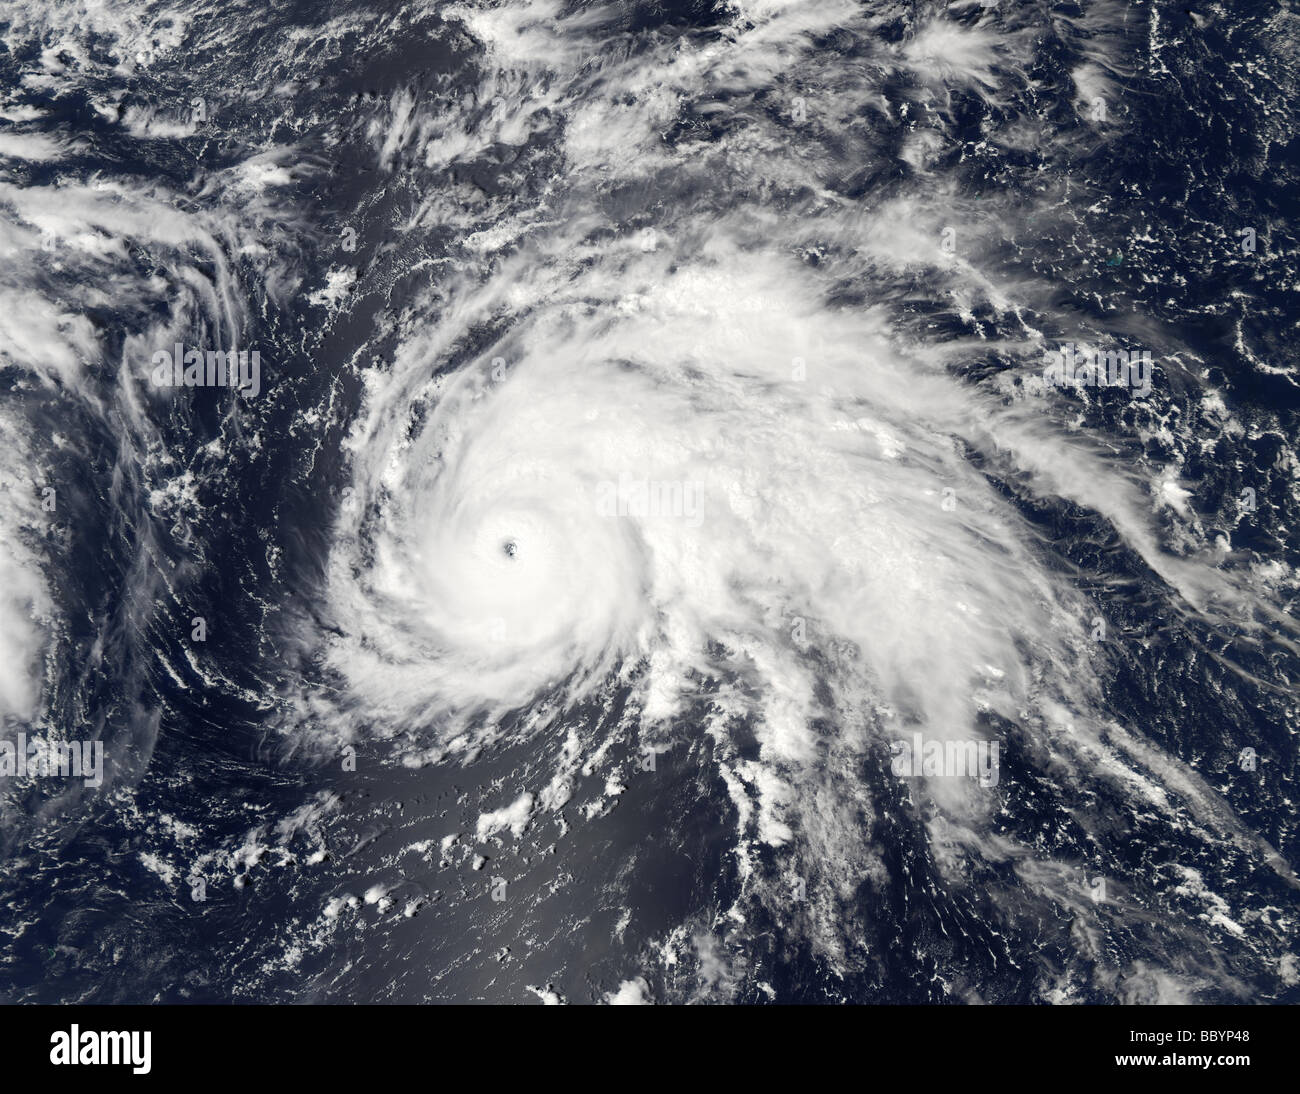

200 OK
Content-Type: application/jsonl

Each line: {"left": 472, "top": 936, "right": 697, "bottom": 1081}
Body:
{"left": 1, "top": 0, "right": 1298, "bottom": 1003}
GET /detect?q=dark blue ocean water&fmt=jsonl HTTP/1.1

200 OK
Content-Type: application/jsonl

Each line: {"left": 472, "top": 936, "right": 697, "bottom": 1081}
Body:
{"left": 1, "top": 0, "right": 1298, "bottom": 1004}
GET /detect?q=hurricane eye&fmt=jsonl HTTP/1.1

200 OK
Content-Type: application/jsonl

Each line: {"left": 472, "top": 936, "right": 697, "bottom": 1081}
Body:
{"left": 503, "top": 540, "right": 518, "bottom": 558}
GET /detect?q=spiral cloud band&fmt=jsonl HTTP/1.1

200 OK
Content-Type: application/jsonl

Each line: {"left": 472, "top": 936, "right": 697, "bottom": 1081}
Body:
{"left": 0, "top": 0, "right": 1297, "bottom": 1005}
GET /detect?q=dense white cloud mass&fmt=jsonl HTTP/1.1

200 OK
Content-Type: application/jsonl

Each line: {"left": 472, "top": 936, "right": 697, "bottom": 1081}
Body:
{"left": 1, "top": 0, "right": 1297, "bottom": 1005}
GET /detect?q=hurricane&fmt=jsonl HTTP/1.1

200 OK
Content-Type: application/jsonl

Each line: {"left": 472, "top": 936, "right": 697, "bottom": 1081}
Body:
{"left": 1, "top": 0, "right": 1298, "bottom": 1004}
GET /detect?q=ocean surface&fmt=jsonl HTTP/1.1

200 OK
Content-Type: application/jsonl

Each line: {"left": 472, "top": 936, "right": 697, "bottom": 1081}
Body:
{"left": 1, "top": 0, "right": 1298, "bottom": 1003}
